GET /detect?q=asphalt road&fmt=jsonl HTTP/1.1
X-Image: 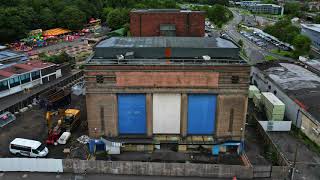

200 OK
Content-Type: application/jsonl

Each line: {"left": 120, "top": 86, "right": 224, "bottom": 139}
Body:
{"left": 0, "top": 172, "right": 232, "bottom": 180}
{"left": 224, "top": 9, "right": 295, "bottom": 65}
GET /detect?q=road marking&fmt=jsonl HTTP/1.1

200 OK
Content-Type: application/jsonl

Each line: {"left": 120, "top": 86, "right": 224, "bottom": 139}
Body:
{"left": 22, "top": 174, "right": 28, "bottom": 178}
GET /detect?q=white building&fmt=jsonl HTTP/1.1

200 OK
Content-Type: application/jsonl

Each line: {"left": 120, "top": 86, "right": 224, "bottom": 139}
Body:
{"left": 301, "top": 24, "right": 320, "bottom": 50}
{"left": 251, "top": 61, "right": 320, "bottom": 145}
{"left": 0, "top": 60, "right": 62, "bottom": 98}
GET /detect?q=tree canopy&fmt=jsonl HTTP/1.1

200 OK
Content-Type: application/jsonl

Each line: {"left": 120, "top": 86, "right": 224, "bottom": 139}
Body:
{"left": 265, "top": 19, "right": 311, "bottom": 57}
{"left": 0, "top": 0, "right": 180, "bottom": 43}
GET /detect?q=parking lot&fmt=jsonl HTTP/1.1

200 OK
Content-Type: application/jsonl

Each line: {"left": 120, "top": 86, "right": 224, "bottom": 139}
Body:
{"left": 239, "top": 30, "right": 292, "bottom": 52}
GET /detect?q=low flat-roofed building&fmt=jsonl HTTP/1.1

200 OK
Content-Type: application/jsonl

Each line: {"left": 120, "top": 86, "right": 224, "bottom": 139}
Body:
{"left": 0, "top": 60, "right": 63, "bottom": 98}
{"left": 251, "top": 61, "right": 320, "bottom": 145}
{"left": 301, "top": 24, "right": 320, "bottom": 49}
{"left": 247, "top": 4, "right": 284, "bottom": 15}
{"left": 85, "top": 36, "right": 250, "bottom": 152}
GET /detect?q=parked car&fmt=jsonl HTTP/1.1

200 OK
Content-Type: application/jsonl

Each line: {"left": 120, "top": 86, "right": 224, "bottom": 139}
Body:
{"left": 9, "top": 138, "right": 48, "bottom": 157}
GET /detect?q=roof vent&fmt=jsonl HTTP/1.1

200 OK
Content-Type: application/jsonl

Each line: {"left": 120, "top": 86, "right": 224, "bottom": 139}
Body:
{"left": 202, "top": 55, "right": 211, "bottom": 61}
{"left": 116, "top": 55, "right": 124, "bottom": 60}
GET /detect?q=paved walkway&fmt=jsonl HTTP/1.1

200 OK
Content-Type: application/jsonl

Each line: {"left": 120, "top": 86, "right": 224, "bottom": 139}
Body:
{"left": 0, "top": 172, "right": 229, "bottom": 180}
{"left": 268, "top": 132, "right": 320, "bottom": 180}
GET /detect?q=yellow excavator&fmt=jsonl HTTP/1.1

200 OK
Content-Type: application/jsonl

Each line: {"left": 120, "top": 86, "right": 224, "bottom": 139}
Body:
{"left": 45, "top": 109, "right": 80, "bottom": 145}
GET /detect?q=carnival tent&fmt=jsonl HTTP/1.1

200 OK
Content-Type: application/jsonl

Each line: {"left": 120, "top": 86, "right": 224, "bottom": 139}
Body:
{"left": 42, "top": 28, "right": 71, "bottom": 37}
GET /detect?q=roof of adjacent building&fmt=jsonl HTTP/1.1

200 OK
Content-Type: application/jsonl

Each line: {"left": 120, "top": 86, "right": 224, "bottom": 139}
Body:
{"left": 96, "top": 37, "right": 238, "bottom": 49}
{"left": 301, "top": 24, "right": 320, "bottom": 33}
{"left": 0, "top": 50, "right": 26, "bottom": 64}
{"left": 256, "top": 61, "right": 320, "bottom": 122}
{"left": 131, "top": 9, "right": 205, "bottom": 13}
{"left": 90, "top": 37, "right": 244, "bottom": 65}
{"left": 0, "top": 60, "right": 55, "bottom": 80}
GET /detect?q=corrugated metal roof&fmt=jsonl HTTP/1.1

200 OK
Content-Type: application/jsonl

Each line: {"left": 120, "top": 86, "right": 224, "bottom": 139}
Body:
{"left": 256, "top": 62, "right": 320, "bottom": 123}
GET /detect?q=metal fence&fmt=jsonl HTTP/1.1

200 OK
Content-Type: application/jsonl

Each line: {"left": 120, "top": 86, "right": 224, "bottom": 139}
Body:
{"left": 0, "top": 158, "right": 63, "bottom": 172}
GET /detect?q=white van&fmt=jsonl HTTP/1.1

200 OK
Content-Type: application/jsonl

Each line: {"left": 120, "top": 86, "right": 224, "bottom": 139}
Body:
{"left": 9, "top": 138, "right": 49, "bottom": 157}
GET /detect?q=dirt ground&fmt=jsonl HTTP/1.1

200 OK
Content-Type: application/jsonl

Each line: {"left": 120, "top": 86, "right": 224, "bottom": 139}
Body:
{"left": 269, "top": 132, "right": 320, "bottom": 180}
{"left": 1, "top": 94, "right": 273, "bottom": 167}
{"left": 0, "top": 94, "right": 88, "bottom": 158}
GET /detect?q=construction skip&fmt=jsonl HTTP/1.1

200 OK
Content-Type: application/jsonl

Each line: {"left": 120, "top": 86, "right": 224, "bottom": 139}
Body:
{"left": 153, "top": 94, "right": 181, "bottom": 134}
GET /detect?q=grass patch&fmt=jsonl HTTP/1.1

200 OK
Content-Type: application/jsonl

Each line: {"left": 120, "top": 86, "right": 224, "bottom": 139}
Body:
{"left": 290, "top": 125, "right": 320, "bottom": 155}
{"left": 239, "top": 9, "right": 252, "bottom": 16}
{"left": 271, "top": 49, "right": 294, "bottom": 58}
{"left": 265, "top": 55, "right": 277, "bottom": 61}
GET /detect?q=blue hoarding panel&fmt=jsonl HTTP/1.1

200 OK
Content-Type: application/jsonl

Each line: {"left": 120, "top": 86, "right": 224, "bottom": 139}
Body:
{"left": 187, "top": 94, "right": 216, "bottom": 134}
{"left": 118, "top": 94, "right": 146, "bottom": 134}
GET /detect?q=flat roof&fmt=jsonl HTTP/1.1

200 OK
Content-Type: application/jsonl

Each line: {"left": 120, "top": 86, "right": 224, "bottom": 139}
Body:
{"left": 0, "top": 60, "right": 55, "bottom": 80}
{"left": 96, "top": 37, "right": 238, "bottom": 49}
{"left": 301, "top": 24, "right": 320, "bottom": 33}
{"left": 90, "top": 37, "right": 243, "bottom": 65}
{"left": 131, "top": 9, "right": 205, "bottom": 13}
{"left": 256, "top": 62, "right": 320, "bottom": 122}
{"left": 0, "top": 50, "right": 25, "bottom": 63}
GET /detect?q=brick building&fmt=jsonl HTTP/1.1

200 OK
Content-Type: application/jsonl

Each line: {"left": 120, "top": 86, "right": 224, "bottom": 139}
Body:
{"left": 85, "top": 37, "right": 250, "bottom": 151}
{"left": 130, "top": 9, "right": 205, "bottom": 37}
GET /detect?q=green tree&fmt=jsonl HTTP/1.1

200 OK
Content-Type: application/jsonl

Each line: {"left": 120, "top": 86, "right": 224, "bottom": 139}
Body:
{"left": 39, "top": 8, "right": 55, "bottom": 30}
{"left": 102, "top": 7, "right": 113, "bottom": 22}
{"left": 314, "top": 14, "right": 320, "bottom": 24}
{"left": 262, "top": 0, "right": 275, "bottom": 4}
{"left": 264, "top": 19, "right": 300, "bottom": 44}
{"left": 207, "top": 5, "right": 233, "bottom": 28}
{"left": 0, "top": 7, "right": 28, "bottom": 42}
{"left": 284, "top": 2, "right": 302, "bottom": 17}
{"left": 58, "top": 6, "right": 86, "bottom": 30}
{"left": 238, "top": 39, "right": 244, "bottom": 47}
{"left": 292, "top": 35, "right": 311, "bottom": 57}
{"left": 107, "top": 9, "right": 129, "bottom": 30}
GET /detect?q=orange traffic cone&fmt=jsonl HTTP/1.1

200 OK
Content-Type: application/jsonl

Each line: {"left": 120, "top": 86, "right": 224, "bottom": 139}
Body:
{"left": 233, "top": 176, "right": 237, "bottom": 180}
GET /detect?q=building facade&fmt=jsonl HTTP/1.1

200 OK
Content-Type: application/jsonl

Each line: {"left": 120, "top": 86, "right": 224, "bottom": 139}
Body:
{"left": 247, "top": 4, "right": 284, "bottom": 15}
{"left": 85, "top": 37, "right": 250, "bottom": 150}
{"left": 130, "top": 9, "right": 205, "bottom": 37}
{"left": 251, "top": 62, "right": 320, "bottom": 145}
{"left": 0, "top": 60, "right": 62, "bottom": 98}
{"left": 301, "top": 24, "right": 320, "bottom": 49}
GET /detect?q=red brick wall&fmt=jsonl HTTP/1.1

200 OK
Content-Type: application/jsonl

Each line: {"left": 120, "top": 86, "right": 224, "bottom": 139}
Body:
{"left": 130, "top": 12, "right": 205, "bottom": 37}
{"left": 115, "top": 72, "right": 219, "bottom": 88}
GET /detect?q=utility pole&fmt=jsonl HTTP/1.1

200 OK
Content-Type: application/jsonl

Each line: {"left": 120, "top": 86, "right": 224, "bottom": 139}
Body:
{"left": 291, "top": 143, "right": 299, "bottom": 180}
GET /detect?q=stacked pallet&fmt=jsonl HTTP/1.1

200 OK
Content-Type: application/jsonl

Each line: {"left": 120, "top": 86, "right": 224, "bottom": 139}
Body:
{"left": 261, "top": 92, "right": 285, "bottom": 121}
{"left": 253, "top": 93, "right": 262, "bottom": 109}
{"left": 249, "top": 85, "right": 260, "bottom": 99}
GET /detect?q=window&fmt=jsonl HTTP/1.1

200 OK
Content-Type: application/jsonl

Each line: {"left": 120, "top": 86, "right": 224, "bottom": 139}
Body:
{"left": 231, "top": 76, "right": 240, "bottom": 84}
{"left": 20, "top": 73, "right": 31, "bottom": 84}
{"left": 9, "top": 77, "right": 20, "bottom": 88}
{"left": 274, "top": 90, "right": 277, "bottom": 95}
{"left": 268, "top": 85, "right": 271, "bottom": 90}
{"left": 100, "top": 106, "right": 104, "bottom": 133}
{"left": 31, "top": 71, "right": 40, "bottom": 80}
{"left": 0, "top": 80, "right": 9, "bottom": 91}
{"left": 229, "top": 108, "right": 234, "bottom": 132}
{"left": 10, "top": 144, "right": 31, "bottom": 152}
{"left": 160, "top": 24, "right": 176, "bottom": 36}
{"left": 96, "top": 75, "right": 104, "bottom": 84}
{"left": 32, "top": 149, "right": 39, "bottom": 154}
